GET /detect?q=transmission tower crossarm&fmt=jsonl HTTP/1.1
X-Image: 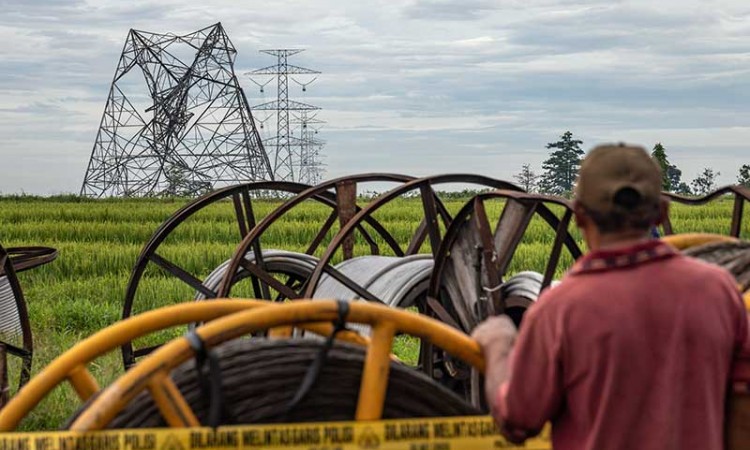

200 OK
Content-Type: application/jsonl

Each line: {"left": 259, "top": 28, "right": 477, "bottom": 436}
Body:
{"left": 290, "top": 117, "right": 326, "bottom": 125}
{"left": 259, "top": 48, "right": 304, "bottom": 57}
{"left": 251, "top": 99, "right": 321, "bottom": 111}
{"left": 286, "top": 64, "right": 321, "bottom": 74}
{"left": 247, "top": 65, "right": 320, "bottom": 76}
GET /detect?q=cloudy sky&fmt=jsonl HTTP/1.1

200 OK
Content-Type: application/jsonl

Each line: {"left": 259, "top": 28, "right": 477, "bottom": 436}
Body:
{"left": 1, "top": 0, "right": 749, "bottom": 194}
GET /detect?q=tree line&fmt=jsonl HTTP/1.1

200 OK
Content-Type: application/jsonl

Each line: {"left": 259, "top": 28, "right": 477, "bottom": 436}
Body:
{"left": 515, "top": 131, "right": 750, "bottom": 196}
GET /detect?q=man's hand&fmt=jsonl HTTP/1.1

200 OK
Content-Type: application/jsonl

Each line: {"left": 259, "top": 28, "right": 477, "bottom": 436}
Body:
{"left": 471, "top": 315, "right": 518, "bottom": 358}
{"left": 471, "top": 315, "right": 519, "bottom": 431}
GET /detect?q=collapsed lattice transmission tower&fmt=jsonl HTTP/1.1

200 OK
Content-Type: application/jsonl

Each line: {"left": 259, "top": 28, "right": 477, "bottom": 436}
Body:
{"left": 247, "top": 49, "right": 325, "bottom": 183}
{"left": 81, "top": 23, "right": 272, "bottom": 197}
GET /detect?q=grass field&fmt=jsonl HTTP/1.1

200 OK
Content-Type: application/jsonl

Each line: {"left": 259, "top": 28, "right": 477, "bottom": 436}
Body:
{"left": 0, "top": 194, "right": 747, "bottom": 429}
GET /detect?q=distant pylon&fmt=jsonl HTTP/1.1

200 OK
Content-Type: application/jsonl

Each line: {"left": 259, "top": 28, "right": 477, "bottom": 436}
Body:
{"left": 247, "top": 50, "right": 322, "bottom": 182}
{"left": 293, "top": 111, "right": 326, "bottom": 185}
{"left": 81, "top": 23, "right": 272, "bottom": 197}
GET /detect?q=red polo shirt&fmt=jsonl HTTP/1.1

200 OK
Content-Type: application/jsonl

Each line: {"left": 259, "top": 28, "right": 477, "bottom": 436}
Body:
{"left": 494, "top": 240, "right": 747, "bottom": 450}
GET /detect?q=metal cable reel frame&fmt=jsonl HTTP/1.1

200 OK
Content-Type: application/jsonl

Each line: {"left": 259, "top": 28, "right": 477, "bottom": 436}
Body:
{"left": 0, "top": 300, "right": 368, "bottom": 431}
{"left": 215, "top": 173, "right": 417, "bottom": 300}
{"left": 66, "top": 300, "right": 485, "bottom": 431}
{"left": 662, "top": 185, "right": 750, "bottom": 238}
{"left": 0, "top": 245, "right": 54, "bottom": 396}
{"left": 427, "top": 190, "right": 582, "bottom": 333}
{"left": 121, "top": 176, "right": 410, "bottom": 368}
{"left": 301, "top": 175, "right": 524, "bottom": 304}
{"left": 421, "top": 191, "right": 581, "bottom": 406}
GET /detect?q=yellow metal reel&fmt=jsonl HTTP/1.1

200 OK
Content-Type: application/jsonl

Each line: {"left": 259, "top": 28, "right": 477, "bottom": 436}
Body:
{"left": 0, "top": 300, "right": 367, "bottom": 431}
{"left": 68, "top": 299, "right": 485, "bottom": 431}
{"left": 661, "top": 232, "right": 737, "bottom": 250}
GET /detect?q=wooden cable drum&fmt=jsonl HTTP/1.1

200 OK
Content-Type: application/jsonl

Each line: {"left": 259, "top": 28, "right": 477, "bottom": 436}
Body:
{"left": 684, "top": 240, "right": 750, "bottom": 291}
{"left": 72, "top": 339, "right": 480, "bottom": 429}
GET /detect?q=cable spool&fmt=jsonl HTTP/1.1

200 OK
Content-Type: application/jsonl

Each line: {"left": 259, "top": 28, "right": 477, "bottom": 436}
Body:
{"left": 195, "top": 250, "right": 320, "bottom": 301}
{"left": 310, "top": 255, "right": 434, "bottom": 336}
{"left": 312, "top": 255, "right": 433, "bottom": 308}
{"left": 197, "top": 253, "right": 435, "bottom": 337}
{"left": 498, "top": 271, "right": 546, "bottom": 327}
{"left": 683, "top": 240, "right": 750, "bottom": 291}
{"left": 72, "top": 339, "right": 480, "bottom": 429}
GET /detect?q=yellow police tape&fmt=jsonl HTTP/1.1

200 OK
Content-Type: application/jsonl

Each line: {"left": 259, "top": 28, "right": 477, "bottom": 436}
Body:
{"left": 0, "top": 416, "right": 551, "bottom": 450}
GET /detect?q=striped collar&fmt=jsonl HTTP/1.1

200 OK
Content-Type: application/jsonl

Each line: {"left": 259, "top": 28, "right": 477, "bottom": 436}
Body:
{"left": 569, "top": 240, "right": 677, "bottom": 276}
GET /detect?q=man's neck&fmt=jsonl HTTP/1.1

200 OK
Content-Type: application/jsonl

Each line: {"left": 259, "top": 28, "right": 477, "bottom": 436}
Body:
{"left": 588, "top": 230, "right": 652, "bottom": 251}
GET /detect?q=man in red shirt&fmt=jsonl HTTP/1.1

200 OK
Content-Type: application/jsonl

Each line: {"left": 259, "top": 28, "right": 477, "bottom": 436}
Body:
{"left": 473, "top": 144, "right": 747, "bottom": 450}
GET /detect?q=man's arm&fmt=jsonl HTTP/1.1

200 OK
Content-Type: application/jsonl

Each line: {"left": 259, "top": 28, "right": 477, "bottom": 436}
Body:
{"left": 471, "top": 315, "right": 529, "bottom": 443}
{"left": 471, "top": 315, "right": 516, "bottom": 413}
{"left": 472, "top": 305, "right": 564, "bottom": 443}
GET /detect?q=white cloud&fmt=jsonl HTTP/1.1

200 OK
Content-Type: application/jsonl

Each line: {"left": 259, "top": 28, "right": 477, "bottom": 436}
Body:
{"left": 0, "top": 0, "right": 749, "bottom": 193}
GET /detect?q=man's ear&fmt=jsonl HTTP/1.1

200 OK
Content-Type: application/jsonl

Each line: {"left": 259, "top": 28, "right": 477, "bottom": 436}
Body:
{"left": 573, "top": 201, "right": 588, "bottom": 229}
{"left": 656, "top": 198, "right": 670, "bottom": 226}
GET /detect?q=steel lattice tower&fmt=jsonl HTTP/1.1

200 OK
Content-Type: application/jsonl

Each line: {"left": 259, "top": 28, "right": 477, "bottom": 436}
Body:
{"left": 294, "top": 111, "right": 326, "bottom": 185}
{"left": 81, "top": 23, "right": 272, "bottom": 197}
{"left": 247, "top": 50, "right": 321, "bottom": 182}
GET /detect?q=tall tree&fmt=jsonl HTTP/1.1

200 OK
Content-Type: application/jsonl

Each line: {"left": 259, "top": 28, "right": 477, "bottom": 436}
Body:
{"left": 650, "top": 143, "right": 671, "bottom": 191}
{"left": 738, "top": 164, "right": 750, "bottom": 188}
{"left": 539, "top": 131, "right": 584, "bottom": 196}
{"left": 666, "top": 164, "right": 682, "bottom": 192}
{"left": 691, "top": 168, "right": 720, "bottom": 195}
{"left": 675, "top": 182, "right": 692, "bottom": 196}
{"left": 514, "top": 163, "right": 539, "bottom": 193}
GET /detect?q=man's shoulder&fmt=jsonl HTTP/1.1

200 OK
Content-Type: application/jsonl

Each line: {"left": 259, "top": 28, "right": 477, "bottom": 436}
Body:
{"left": 528, "top": 277, "right": 583, "bottom": 317}
{"left": 535, "top": 253, "right": 739, "bottom": 309}
{"left": 665, "top": 253, "right": 739, "bottom": 287}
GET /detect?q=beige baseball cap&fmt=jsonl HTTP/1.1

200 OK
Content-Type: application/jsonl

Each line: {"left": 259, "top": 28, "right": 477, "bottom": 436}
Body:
{"left": 576, "top": 143, "right": 662, "bottom": 215}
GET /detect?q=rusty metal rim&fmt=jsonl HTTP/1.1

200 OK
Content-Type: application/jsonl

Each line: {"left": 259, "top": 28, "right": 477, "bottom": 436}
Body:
{"left": 122, "top": 181, "right": 326, "bottom": 368}
{"left": 1, "top": 246, "right": 57, "bottom": 275}
{"left": 662, "top": 185, "right": 750, "bottom": 238}
{"left": 662, "top": 184, "right": 750, "bottom": 205}
{"left": 217, "top": 173, "right": 416, "bottom": 298}
{"left": 302, "top": 174, "right": 523, "bottom": 300}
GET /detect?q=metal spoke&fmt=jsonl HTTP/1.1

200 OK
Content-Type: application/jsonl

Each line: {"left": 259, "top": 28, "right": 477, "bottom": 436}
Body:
{"left": 237, "top": 258, "right": 299, "bottom": 300}
{"left": 355, "top": 322, "right": 396, "bottom": 420}
{"left": 473, "top": 198, "right": 501, "bottom": 315}
{"left": 69, "top": 366, "right": 99, "bottom": 402}
{"left": 149, "top": 253, "right": 216, "bottom": 298}
{"left": 419, "top": 184, "right": 442, "bottom": 256}
{"left": 406, "top": 219, "right": 429, "bottom": 255}
{"left": 148, "top": 372, "right": 200, "bottom": 427}
{"left": 305, "top": 210, "right": 337, "bottom": 255}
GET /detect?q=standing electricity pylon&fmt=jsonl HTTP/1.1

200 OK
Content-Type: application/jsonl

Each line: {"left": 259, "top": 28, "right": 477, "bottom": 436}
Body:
{"left": 81, "top": 23, "right": 272, "bottom": 197}
{"left": 293, "top": 111, "right": 326, "bottom": 185}
{"left": 247, "top": 50, "right": 321, "bottom": 182}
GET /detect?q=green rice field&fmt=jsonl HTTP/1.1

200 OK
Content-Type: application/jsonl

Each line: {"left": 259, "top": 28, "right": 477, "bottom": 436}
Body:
{"left": 0, "top": 194, "right": 746, "bottom": 429}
